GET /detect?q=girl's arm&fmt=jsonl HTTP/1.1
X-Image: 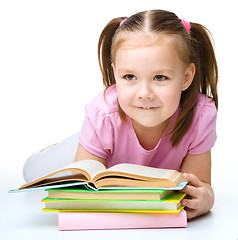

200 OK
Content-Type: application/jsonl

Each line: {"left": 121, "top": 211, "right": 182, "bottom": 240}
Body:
{"left": 180, "top": 150, "right": 215, "bottom": 220}
{"left": 74, "top": 143, "right": 106, "bottom": 166}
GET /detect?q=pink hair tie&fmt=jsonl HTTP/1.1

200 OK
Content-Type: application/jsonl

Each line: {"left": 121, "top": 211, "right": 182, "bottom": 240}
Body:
{"left": 120, "top": 18, "right": 128, "bottom": 27}
{"left": 180, "top": 19, "right": 191, "bottom": 33}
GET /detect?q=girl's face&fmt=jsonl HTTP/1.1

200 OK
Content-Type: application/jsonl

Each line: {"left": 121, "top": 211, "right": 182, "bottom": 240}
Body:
{"left": 112, "top": 34, "right": 195, "bottom": 131}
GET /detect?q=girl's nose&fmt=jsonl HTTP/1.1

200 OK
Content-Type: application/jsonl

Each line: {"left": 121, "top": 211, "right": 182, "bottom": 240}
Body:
{"left": 137, "top": 82, "right": 154, "bottom": 100}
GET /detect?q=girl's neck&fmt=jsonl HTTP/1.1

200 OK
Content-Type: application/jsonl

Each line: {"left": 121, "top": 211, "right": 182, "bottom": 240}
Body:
{"left": 131, "top": 118, "right": 170, "bottom": 150}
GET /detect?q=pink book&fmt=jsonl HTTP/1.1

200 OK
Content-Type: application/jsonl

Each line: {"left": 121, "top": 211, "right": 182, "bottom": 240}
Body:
{"left": 58, "top": 209, "right": 187, "bottom": 230}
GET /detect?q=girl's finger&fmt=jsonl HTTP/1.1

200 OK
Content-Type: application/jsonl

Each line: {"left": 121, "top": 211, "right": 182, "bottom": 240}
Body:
{"left": 182, "top": 185, "right": 199, "bottom": 198}
{"left": 182, "top": 198, "right": 199, "bottom": 210}
{"left": 183, "top": 173, "right": 203, "bottom": 188}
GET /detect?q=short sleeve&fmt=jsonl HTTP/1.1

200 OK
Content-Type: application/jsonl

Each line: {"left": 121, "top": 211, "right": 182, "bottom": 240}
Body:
{"left": 79, "top": 104, "right": 114, "bottom": 159}
{"left": 188, "top": 98, "right": 217, "bottom": 155}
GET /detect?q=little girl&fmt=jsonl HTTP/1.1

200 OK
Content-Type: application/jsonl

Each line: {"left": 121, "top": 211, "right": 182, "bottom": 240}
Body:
{"left": 23, "top": 9, "right": 218, "bottom": 220}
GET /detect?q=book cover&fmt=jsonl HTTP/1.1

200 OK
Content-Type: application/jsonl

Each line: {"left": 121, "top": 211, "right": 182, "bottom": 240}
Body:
{"left": 46, "top": 187, "right": 175, "bottom": 200}
{"left": 58, "top": 209, "right": 187, "bottom": 230}
{"left": 9, "top": 179, "right": 188, "bottom": 193}
{"left": 43, "top": 205, "right": 185, "bottom": 214}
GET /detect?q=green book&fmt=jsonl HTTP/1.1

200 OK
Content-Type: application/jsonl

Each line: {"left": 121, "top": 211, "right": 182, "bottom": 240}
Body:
{"left": 46, "top": 187, "right": 174, "bottom": 201}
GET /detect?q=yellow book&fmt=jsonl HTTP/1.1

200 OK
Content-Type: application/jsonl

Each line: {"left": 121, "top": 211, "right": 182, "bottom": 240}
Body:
{"left": 42, "top": 192, "right": 186, "bottom": 211}
{"left": 43, "top": 205, "right": 185, "bottom": 214}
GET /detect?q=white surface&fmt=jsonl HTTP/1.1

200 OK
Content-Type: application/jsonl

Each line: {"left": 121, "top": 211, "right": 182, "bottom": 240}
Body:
{"left": 1, "top": 1, "right": 238, "bottom": 239}
{"left": 1, "top": 176, "right": 238, "bottom": 240}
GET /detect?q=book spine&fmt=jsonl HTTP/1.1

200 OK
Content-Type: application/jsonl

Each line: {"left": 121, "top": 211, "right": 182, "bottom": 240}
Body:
{"left": 58, "top": 209, "right": 187, "bottom": 230}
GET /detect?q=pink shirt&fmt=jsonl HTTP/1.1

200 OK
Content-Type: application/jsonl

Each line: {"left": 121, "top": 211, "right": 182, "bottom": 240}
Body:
{"left": 79, "top": 85, "right": 217, "bottom": 171}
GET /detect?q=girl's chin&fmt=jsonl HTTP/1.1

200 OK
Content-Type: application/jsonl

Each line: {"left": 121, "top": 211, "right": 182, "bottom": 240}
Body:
{"left": 132, "top": 118, "right": 165, "bottom": 129}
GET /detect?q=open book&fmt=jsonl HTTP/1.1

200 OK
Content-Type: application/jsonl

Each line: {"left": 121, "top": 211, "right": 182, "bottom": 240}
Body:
{"left": 13, "top": 160, "right": 184, "bottom": 191}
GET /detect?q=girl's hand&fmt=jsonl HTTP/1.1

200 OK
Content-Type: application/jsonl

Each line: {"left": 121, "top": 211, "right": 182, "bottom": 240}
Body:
{"left": 181, "top": 173, "right": 214, "bottom": 220}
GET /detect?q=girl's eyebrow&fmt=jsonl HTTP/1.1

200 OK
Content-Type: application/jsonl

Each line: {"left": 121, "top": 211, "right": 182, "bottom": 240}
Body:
{"left": 156, "top": 69, "right": 175, "bottom": 75}
{"left": 117, "top": 68, "right": 135, "bottom": 74}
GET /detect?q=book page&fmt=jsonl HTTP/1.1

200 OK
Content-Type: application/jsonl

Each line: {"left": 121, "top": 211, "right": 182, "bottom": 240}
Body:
{"left": 19, "top": 160, "right": 106, "bottom": 190}
{"left": 69, "top": 160, "right": 106, "bottom": 180}
{"left": 104, "top": 163, "right": 179, "bottom": 180}
{"left": 44, "top": 160, "right": 106, "bottom": 181}
{"left": 92, "top": 163, "right": 184, "bottom": 188}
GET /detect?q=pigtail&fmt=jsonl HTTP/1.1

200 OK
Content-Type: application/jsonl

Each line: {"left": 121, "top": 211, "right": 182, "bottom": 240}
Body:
{"left": 170, "top": 22, "right": 218, "bottom": 146}
{"left": 98, "top": 17, "right": 126, "bottom": 87}
{"left": 190, "top": 23, "right": 218, "bottom": 109}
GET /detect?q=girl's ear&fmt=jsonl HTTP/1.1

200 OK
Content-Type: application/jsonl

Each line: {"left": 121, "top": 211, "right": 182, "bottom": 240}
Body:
{"left": 182, "top": 63, "right": 195, "bottom": 91}
{"left": 111, "top": 63, "right": 116, "bottom": 75}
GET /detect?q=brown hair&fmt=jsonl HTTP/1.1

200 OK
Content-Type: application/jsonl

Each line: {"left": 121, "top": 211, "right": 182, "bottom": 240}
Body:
{"left": 98, "top": 10, "right": 218, "bottom": 146}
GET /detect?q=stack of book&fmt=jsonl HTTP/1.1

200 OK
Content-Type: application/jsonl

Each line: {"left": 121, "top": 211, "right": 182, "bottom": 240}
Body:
{"left": 10, "top": 159, "right": 188, "bottom": 230}
{"left": 42, "top": 187, "right": 187, "bottom": 230}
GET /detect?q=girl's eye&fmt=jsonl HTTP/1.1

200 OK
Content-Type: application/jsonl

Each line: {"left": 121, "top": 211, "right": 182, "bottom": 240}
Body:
{"left": 124, "top": 74, "right": 136, "bottom": 81}
{"left": 154, "top": 75, "right": 168, "bottom": 81}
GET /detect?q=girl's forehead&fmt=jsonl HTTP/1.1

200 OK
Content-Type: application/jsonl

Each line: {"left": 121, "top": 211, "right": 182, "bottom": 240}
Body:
{"left": 113, "top": 31, "right": 187, "bottom": 64}
{"left": 115, "top": 32, "right": 176, "bottom": 51}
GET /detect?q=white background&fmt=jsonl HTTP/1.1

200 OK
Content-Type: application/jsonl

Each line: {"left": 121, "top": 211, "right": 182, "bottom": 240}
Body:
{"left": 0, "top": 0, "right": 238, "bottom": 239}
